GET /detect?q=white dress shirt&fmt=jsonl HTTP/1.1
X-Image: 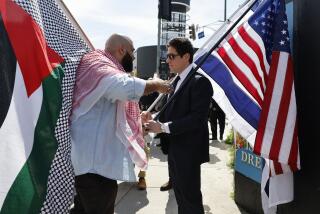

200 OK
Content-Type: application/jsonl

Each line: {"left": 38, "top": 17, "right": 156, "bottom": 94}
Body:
{"left": 162, "top": 64, "right": 193, "bottom": 133}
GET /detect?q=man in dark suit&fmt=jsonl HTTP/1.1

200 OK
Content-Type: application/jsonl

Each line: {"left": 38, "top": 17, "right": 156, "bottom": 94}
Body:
{"left": 208, "top": 98, "right": 226, "bottom": 140}
{"left": 143, "top": 38, "right": 213, "bottom": 214}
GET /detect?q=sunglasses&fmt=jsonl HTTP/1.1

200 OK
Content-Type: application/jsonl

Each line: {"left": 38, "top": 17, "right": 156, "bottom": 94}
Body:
{"left": 166, "top": 53, "right": 180, "bottom": 60}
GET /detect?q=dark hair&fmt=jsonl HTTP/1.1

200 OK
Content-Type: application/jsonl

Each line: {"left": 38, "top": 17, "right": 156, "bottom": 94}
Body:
{"left": 167, "top": 37, "right": 194, "bottom": 63}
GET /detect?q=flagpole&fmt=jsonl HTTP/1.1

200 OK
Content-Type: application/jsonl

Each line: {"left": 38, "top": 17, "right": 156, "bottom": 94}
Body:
{"left": 147, "top": 0, "right": 258, "bottom": 115}
{"left": 57, "top": 0, "right": 95, "bottom": 50}
{"left": 193, "top": 0, "right": 258, "bottom": 73}
{"left": 195, "top": 0, "right": 252, "bottom": 57}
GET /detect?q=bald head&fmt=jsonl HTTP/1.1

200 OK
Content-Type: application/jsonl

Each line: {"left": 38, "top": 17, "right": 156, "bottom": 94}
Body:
{"left": 105, "top": 34, "right": 133, "bottom": 54}
{"left": 104, "top": 34, "right": 135, "bottom": 72}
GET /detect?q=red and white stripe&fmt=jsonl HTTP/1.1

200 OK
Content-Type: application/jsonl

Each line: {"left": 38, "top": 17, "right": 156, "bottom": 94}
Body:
{"left": 214, "top": 20, "right": 299, "bottom": 173}
{"left": 217, "top": 22, "right": 272, "bottom": 108}
{"left": 254, "top": 52, "right": 299, "bottom": 173}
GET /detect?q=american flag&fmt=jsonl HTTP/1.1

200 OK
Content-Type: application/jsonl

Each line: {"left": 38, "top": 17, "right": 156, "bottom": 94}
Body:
{"left": 196, "top": 0, "right": 299, "bottom": 175}
{"left": 195, "top": 0, "right": 298, "bottom": 211}
{"left": 251, "top": 0, "right": 299, "bottom": 175}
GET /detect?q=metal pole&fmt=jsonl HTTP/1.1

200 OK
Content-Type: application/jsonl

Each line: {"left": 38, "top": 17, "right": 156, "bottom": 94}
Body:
{"left": 224, "top": 0, "right": 227, "bottom": 22}
{"left": 155, "top": 18, "right": 161, "bottom": 77}
{"left": 153, "top": 0, "right": 258, "bottom": 120}
{"left": 148, "top": 0, "right": 254, "bottom": 114}
{"left": 194, "top": 0, "right": 251, "bottom": 59}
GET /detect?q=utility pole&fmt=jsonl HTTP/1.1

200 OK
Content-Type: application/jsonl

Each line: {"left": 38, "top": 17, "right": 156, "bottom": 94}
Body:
{"left": 224, "top": 0, "right": 227, "bottom": 21}
{"left": 156, "top": 18, "right": 161, "bottom": 76}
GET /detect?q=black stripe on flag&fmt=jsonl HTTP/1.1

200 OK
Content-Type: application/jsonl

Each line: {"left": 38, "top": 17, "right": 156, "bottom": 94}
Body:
{"left": 0, "top": 13, "right": 16, "bottom": 128}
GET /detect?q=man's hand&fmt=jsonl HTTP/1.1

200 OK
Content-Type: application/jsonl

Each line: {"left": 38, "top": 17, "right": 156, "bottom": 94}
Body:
{"left": 144, "top": 120, "right": 163, "bottom": 134}
{"left": 141, "top": 111, "right": 152, "bottom": 124}
{"left": 142, "top": 126, "right": 149, "bottom": 136}
{"left": 144, "top": 78, "right": 173, "bottom": 95}
{"left": 154, "top": 78, "right": 173, "bottom": 94}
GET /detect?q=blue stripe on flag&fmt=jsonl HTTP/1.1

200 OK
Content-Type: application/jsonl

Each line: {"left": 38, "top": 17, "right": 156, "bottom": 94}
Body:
{"left": 196, "top": 54, "right": 261, "bottom": 129}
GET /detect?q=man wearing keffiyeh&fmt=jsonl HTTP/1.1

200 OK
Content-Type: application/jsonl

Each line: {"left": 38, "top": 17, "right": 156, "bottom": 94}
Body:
{"left": 70, "top": 34, "right": 171, "bottom": 214}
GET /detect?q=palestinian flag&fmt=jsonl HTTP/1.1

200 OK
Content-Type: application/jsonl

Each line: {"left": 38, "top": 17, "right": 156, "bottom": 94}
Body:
{"left": 0, "top": 0, "right": 90, "bottom": 213}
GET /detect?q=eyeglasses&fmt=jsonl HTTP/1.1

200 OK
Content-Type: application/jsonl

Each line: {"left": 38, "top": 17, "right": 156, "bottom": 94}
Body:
{"left": 166, "top": 53, "right": 180, "bottom": 60}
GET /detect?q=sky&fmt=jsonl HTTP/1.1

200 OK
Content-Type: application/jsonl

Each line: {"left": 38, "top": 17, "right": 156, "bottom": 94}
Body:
{"left": 63, "top": 0, "right": 246, "bottom": 49}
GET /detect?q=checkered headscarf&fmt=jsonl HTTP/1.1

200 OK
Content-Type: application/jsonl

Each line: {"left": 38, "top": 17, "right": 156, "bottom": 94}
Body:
{"left": 72, "top": 50, "right": 147, "bottom": 169}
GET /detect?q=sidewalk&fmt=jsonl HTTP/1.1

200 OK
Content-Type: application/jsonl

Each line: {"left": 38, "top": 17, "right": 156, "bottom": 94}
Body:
{"left": 114, "top": 127, "right": 244, "bottom": 214}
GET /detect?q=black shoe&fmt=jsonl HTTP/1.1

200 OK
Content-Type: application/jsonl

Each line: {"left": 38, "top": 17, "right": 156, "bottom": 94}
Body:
{"left": 160, "top": 181, "right": 172, "bottom": 191}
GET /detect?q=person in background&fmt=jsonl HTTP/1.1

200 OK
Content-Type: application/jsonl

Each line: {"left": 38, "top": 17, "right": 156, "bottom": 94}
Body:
{"left": 208, "top": 98, "right": 226, "bottom": 141}
{"left": 70, "top": 34, "right": 172, "bottom": 214}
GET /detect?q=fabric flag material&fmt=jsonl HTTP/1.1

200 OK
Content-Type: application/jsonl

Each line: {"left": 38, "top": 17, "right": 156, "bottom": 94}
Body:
{"left": 0, "top": 0, "right": 90, "bottom": 213}
{"left": 261, "top": 159, "right": 293, "bottom": 214}
{"left": 194, "top": 0, "right": 299, "bottom": 211}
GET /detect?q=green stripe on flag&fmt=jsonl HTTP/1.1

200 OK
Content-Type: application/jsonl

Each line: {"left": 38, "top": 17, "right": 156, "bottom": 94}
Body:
{"left": 0, "top": 65, "right": 64, "bottom": 214}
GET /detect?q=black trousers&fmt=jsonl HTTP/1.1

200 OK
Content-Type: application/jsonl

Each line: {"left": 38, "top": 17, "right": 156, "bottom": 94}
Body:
{"left": 168, "top": 154, "right": 204, "bottom": 214}
{"left": 209, "top": 110, "right": 226, "bottom": 140}
{"left": 70, "top": 173, "right": 118, "bottom": 214}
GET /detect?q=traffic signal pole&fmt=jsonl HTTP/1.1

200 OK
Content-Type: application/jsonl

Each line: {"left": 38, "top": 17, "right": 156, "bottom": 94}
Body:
{"left": 156, "top": 18, "right": 161, "bottom": 76}
{"left": 224, "top": 0, "right": 227, "bottom": 22}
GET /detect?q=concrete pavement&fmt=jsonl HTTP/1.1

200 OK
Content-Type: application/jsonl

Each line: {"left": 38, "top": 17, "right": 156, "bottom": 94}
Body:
{"left": 115, "top": 128, "right": 246, "bottom": 214}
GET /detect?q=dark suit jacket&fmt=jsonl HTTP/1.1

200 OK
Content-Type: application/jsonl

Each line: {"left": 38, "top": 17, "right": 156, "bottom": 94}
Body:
{"left": 157, "top": 69, "right": 213, "bottom": 164}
